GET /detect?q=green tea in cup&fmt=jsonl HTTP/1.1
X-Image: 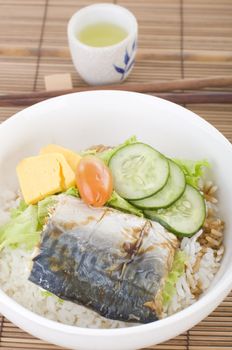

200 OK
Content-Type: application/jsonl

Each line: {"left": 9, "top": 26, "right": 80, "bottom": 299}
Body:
{"left": 77, "top": 22, "right": 128, "bottom": 47}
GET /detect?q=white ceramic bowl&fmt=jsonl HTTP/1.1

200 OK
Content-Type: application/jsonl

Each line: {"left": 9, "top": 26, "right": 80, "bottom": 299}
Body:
{"left": 0, "top": 91, "right": 232, "bottom": 350}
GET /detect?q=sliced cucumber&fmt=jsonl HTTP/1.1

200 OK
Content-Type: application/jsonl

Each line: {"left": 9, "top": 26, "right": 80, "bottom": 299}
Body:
{"left": 144, "top": 184, "right": 206, "bottom": 237}
{"left": 109, "top": 143, "right": 169, "bottom": 200}
{"left": 131, "top": 160, "right": 186, "bottom": 209}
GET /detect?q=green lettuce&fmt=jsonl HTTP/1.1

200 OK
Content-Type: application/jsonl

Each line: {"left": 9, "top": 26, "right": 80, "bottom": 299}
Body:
{"left": 37, "top": 196, "right": 56, "bottom": 228}
{"left": 0, "top": 205, "right": 40, "bottom": 251}
{"left": 162, "top": 251, "right": 186, "bottom": 306}
{"left": 107, "top": 191, "right": 143, "bottom": 217}
{"left": 0, "top": 196, "right": 57, "bottom": 251}
{"left": 173, "top": 159, "right": 210, "bottom": 188}
{"left": 10, "top": 200, "right": 28, "bottom": 219}
{"left": 65, "top": 187, "right": 79, "bottom": 197}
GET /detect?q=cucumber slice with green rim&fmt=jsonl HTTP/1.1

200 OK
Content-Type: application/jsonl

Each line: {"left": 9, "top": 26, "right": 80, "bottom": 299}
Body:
{"left": 131, "top": 160, "right": 186, "bottom": 209}
{"left": 109, "top": 143, "right": 169, "bottom": 200}
{"left": 144, "top": 184, "right": 206, "bottom": 237}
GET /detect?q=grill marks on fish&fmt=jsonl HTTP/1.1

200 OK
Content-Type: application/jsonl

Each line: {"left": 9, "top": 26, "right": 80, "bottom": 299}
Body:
{"left": 29, "top": 196, "right": 178, "bottom": 323}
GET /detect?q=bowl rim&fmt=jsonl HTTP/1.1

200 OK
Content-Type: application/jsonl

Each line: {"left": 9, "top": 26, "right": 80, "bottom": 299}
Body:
{"left": 0, "top": 90, "right": 232, "bottom": 337}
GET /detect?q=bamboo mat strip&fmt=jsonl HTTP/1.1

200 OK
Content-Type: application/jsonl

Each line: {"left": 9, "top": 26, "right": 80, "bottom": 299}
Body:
{"left": 33, "top": 0, "right": 49, "bottom": 91}
{"left": 0, "top": 0, "right": 232, "bottom": 349}
{"left": 2, "top": 47, "right": 232, "bottom": 63}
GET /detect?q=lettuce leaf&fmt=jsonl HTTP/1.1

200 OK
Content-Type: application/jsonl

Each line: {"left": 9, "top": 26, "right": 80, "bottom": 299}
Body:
{"left": 0, "top": 196, "right": 57, "bottom": 251}
{"left": 107, "top": 191, "right": 143, "bottom": 217}
{"left": 0, "top": 205, "right": 40, "bottom": 251}
{"left": 37, "top": 196, "right": 56, "bottom": 228}
{"left": 162, "top": 251, "right": 186, "bottom": 306}
{"left": 10, "top": 200, "right": 28, "bottom": 219}
{"left": 65, "top": 187, "right": 79, "bottom": 197}
{"left": 173, "top": 159, "right": 210, "bottom": 188}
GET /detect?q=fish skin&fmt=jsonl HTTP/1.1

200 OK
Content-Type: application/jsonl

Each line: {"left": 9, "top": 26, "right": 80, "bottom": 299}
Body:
{"left": 29, "top": 195, "right": 178, "bottom": 323}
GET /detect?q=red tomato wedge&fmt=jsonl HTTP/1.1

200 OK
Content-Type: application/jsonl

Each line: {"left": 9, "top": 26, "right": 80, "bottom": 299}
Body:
{"left": 76, "top": 156, "right": 113, "bottom": 207}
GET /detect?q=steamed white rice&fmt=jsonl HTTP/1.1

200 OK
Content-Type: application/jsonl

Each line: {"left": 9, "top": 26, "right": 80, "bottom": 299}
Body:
{"left": 163, "top": 229, "right": 223, "bottom": 316}
{"left": 0, "top": 188, "right": 223, "bottom": 328}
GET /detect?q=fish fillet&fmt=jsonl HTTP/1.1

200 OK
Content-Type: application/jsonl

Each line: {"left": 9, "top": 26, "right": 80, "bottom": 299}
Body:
{"left": 29, "top": 195, "right": 178, "bottom": 323}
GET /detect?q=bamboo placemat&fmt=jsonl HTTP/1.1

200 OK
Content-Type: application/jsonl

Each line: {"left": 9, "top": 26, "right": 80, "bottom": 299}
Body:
{"left": 0, "top": 0, "right": 232, "bottom": 349}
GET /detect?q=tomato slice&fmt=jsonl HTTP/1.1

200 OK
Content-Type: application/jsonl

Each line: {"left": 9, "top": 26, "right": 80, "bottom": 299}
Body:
{"left": 76, "top": 156, "right": 113, "bottom": 207}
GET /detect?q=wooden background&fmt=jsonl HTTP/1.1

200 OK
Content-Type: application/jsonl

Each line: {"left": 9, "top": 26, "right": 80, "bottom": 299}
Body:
{"left": 0, "top": 0, "right": 232, "bottom": 349}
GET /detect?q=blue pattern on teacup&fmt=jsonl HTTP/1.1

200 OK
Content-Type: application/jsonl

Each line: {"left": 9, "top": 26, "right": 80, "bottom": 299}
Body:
{"left": 113, "top": 39, "right": 137, "bottom": 80}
